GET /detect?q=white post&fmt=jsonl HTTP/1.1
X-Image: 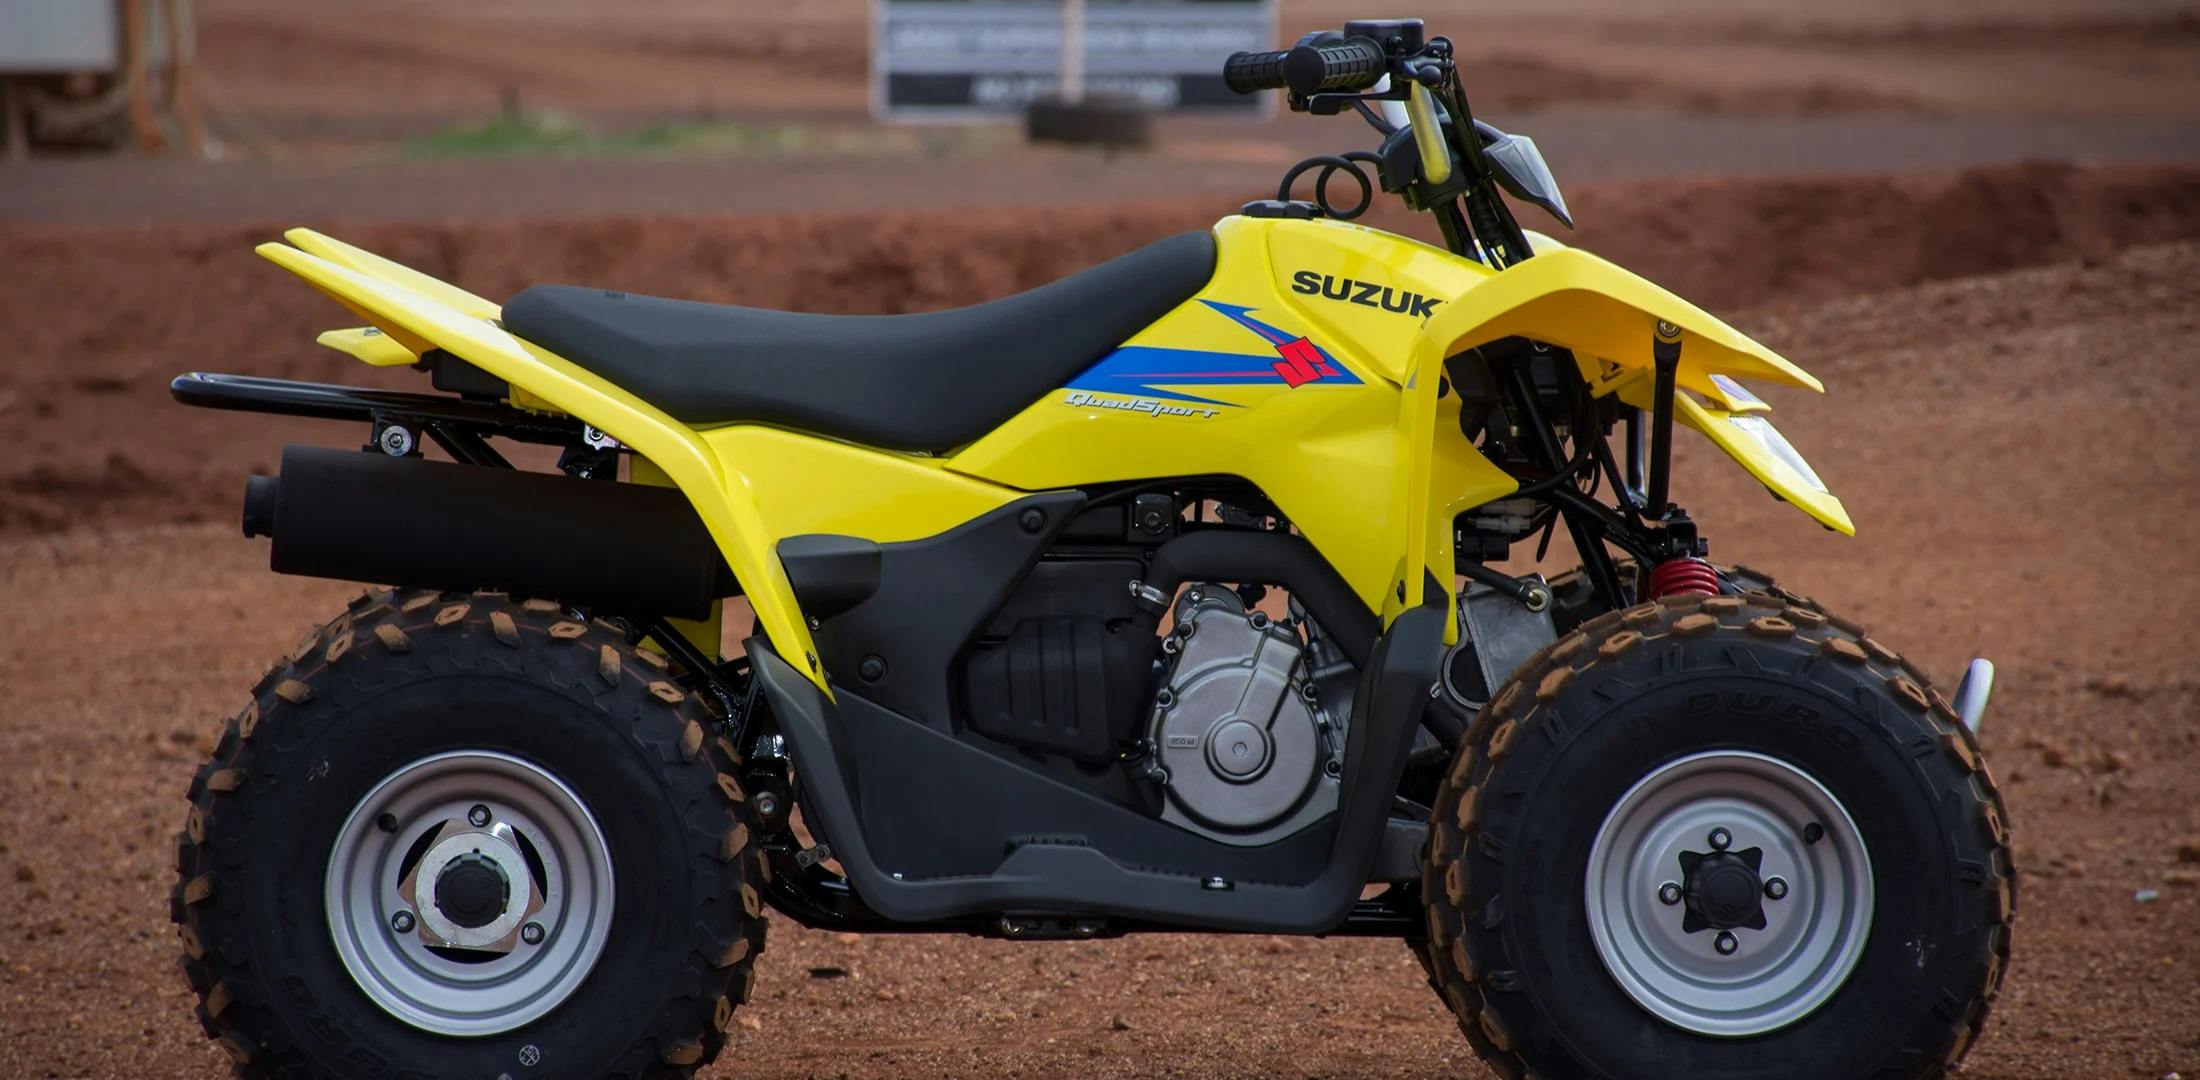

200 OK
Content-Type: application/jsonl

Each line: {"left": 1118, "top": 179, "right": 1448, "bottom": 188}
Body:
{"left": 1060, "top": 0, "right": 1084, "bottom": 104}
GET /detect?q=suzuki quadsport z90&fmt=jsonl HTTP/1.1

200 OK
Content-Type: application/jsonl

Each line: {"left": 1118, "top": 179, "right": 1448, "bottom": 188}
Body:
{"left": 170, "top": 18, "right": 2010, "bottom": 1079}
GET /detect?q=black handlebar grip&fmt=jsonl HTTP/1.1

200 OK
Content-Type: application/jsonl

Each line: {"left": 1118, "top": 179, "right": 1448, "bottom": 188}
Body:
{"left": 1222, "top": 48, "right": 1292, "bottom": 94}
{"left": 1281, "top": 37, "right": 1388, "bottom": 96}
{"left": 1223, "top": 36, "right": 1389, "bottom": 96}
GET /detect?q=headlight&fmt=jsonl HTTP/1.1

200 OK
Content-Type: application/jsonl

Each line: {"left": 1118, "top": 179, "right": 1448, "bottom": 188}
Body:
{"left": 1726, "top": 415, "right": 1828, "bottom": 494}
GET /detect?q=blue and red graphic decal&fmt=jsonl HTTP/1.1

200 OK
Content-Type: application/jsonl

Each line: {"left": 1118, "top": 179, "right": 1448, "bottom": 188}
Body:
{"left": 1065, "top": 300, "right": 1360, "bottom": 406}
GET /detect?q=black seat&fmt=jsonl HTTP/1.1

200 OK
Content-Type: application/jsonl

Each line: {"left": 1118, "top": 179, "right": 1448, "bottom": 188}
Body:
{"left": 501, "top": 231, "right": 1216, "bottom": 453}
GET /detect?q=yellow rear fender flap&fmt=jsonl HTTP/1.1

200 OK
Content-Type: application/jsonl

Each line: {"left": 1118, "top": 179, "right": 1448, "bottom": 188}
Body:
{"left": 315, "top": 325, "right": 417, "bottom": 367}
{"left": 255, "top": 239, "right": 829, "bottom": 687}
{"left": 291, "top": 232, "right": 570, "bottom": 415}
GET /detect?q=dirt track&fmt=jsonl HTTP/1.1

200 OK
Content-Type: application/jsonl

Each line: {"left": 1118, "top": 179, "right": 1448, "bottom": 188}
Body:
{"left": 182, "top": 0, "right": 2200, "bottom": 138}
{"left": 2, "top": 161, "right": 2199, "bottom": 1076}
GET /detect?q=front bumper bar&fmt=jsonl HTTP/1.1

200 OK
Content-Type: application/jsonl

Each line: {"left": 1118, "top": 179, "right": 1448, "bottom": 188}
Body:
{"left": 1950, "top": 658, "right": 1995, "bottom": 734}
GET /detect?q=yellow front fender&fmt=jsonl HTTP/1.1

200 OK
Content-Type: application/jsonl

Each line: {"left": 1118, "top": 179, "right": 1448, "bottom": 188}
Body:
{"left": 1420, "top": 246, "right": 1820, "bottom": 397}
{"left": 1398, "top": 248, "right": 1849, "bottom": 591}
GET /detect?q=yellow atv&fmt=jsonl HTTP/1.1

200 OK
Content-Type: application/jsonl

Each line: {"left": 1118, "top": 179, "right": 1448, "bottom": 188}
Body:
{"left": 169, "top": 18, "right": 2009, "bottom": 1079}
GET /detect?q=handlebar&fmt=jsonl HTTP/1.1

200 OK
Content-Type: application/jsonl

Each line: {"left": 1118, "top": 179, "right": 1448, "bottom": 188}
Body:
{"left": 1218, "top": 19, "right": 1551, "bottom": 268}
{"left": 1222, "top": 36, "right": 1388, "bottom": 96}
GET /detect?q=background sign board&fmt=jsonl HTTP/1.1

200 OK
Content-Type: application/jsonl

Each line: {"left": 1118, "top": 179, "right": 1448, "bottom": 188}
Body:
{"left": 872, "top": 0, "right": 1277, "bottom": 120}
{"left": 0, "top": 1, "right": 121, "bottom": 72}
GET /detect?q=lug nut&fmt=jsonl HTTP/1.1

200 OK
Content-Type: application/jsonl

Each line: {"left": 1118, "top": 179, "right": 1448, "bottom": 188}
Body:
{"left": 1802, "top": 822, "right": 1824, "bottom": 845}
{"left": 390, "top": 910, "right": 416, "bottom": 934}
{"left": 521, "top": 922, "right": 545, "bottom": 945}
{"left": 1708, "top": 827, "right": 1732, "bottom": 851}
{"left": 1764, "top": 877, "right": 1788, "bottom": 900}
{"left": 1658, "top": 881, "right": 1682, "bottom": 906}
{"left": 468, "top": 804, "right": 491, "bottom": 827}
{"left": 1714, "top": 931, "right": 1739, "bottom": 956}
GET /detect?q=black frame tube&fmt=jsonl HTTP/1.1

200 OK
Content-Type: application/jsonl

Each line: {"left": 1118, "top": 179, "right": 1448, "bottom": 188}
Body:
{"left": 1625, "top": 405, "right": 1646, "bottom": 498}
{"left": 1496, "top": 357, "right": 1626, "bottom": 607}
{"left": 172, "top": 372, "right": 584, "bottom": 445}
{"left": 1646, "top": 335, "right": 1681, "bottom": 518}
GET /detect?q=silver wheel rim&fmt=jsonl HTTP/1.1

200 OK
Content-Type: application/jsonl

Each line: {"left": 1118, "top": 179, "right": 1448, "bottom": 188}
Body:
{"left": 1584, "top": 750, "right": 1872, "bottom": 1037}
{"left": 326, "top": 751, "right": 615, "bottom": 1037}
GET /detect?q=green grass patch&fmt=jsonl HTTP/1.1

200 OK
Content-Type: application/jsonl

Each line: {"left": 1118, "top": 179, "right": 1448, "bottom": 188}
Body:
{"left": 406, "top": 111, "right": 597, "bottom": 157}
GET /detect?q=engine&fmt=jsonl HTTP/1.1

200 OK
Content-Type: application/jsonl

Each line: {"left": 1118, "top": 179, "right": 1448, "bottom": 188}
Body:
{"left": 1139, "top": 585, "right": 1349, "bottom": 846}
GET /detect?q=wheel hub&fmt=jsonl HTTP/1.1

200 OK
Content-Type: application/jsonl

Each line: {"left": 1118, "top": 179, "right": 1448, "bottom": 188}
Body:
{"left": 403, "top": 825, "right": 540, "bottom": 952}
{"left": 433, "top": 852, "right": 512, "bottom": 930}
{"left": 1681, "top": 848, "right": 1766, "bottom": 932}
{"left": 325, "top": 751, "right": 616, "bottom": 1037}
{"left": 1584, "top": 751, "right": 1874, "bottom": 1038}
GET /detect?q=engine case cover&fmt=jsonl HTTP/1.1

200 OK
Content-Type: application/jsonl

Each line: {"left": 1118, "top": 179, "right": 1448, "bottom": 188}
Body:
{"left": 1150, "top": 588, "right": 1340, "bottom": 843}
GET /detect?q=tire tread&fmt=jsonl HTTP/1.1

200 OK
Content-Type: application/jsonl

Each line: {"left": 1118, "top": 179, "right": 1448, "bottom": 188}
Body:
{"left": 1417, "top": 568, "right": 2013, "bottom": 1079}
{"left": 170, "top": 589, "right": 769, "bottom": 1079}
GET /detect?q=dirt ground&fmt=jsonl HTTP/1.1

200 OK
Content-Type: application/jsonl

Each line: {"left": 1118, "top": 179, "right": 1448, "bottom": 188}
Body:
{"left": 3, "top": 0, "right": 2199, "bottom": 1075}
{"left": 2, "top": 167, "right": 2199, "bottom": 1076}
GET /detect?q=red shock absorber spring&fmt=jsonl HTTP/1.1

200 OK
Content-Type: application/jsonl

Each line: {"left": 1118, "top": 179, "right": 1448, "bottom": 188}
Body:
{"left": 1647, "top": 556, "right": 1720, "bottom": 600}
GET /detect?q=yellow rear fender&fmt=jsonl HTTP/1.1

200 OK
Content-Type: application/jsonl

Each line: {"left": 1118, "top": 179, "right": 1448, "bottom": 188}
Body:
{"left": 286, "top": 228, "right": 503, "bottom": 322}
{"left": 293, "top": 228, "right": 533, "bottom": 377}
{"left": 255, "top": 240, "right": 830, "bottom": 688}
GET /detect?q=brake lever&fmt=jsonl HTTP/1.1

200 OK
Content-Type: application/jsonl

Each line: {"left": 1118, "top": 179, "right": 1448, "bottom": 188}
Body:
{"left": 1301, "top": 87, "right": 1403, "bottom": 116}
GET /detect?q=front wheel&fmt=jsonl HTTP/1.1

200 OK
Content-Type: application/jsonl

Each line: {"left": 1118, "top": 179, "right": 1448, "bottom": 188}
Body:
{"left": 172, "top": 590, "right": 768, "bottom": 1078}
{"left": 1421, "top": 590, "right": 2012, "bottom": 1078}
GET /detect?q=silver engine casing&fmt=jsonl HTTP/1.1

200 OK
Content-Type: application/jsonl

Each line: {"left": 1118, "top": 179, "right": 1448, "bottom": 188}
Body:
{"left": 1146, "top": 587, "right": 1342, "bottom": 846}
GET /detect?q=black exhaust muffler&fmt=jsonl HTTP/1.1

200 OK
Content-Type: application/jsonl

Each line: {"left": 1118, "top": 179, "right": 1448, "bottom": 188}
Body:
{"left": 245, "top": 445, "right": 737, "bottom": 619}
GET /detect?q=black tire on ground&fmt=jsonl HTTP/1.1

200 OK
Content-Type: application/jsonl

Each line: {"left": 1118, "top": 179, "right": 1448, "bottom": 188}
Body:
{"left": 171, "top": 589, "right": 768, "bottom": 1079}
{"left": 1420, "top": 588, "right": 2013, "bottom": 1078}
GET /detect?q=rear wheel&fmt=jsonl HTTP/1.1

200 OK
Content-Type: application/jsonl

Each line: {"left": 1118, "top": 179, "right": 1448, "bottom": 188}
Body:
{"left": 172, "top": 590, "right": 767, "bottom": 1078}
{"left": 1420, "top": 589, "right": 2012, "bottom": 1078}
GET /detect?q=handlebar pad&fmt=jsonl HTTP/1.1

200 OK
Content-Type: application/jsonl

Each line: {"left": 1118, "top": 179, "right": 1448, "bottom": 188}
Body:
{"left": 1223, "top": 36, "right": 1388, "bottom": 96}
